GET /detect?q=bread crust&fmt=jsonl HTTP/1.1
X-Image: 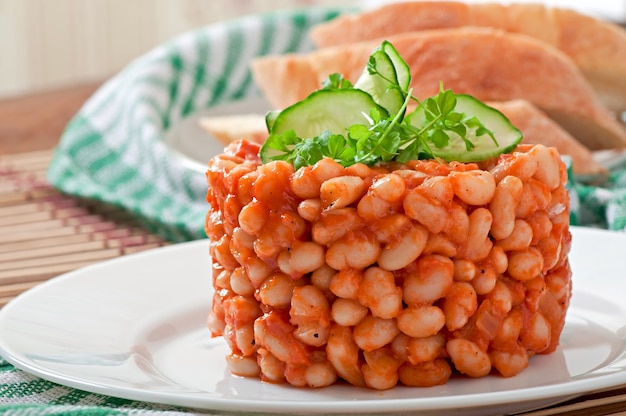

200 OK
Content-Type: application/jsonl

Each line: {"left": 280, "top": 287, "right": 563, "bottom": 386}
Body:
{"left": 309, "top": 1, "right": 626, "bottom": 112}
{"left": 252, "top": 28, "right": 626, "bottom": 151}
{"left": 489, "top": 100, "right": 607, "bottom": 177}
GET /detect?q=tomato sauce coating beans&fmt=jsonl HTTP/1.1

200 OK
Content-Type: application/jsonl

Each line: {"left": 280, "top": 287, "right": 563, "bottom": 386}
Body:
{"left": 205, "top": 140, "right": 572, "bottom": 390}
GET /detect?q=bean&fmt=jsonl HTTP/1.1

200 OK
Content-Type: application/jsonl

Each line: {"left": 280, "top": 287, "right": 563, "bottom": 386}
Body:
{"left": 290, "top": 166, "right": 321, "bottom": 199}
{"left": 204, "top": 210, "right": 224, "bottom": 241}
{"left": 234, "top": 323, "right": 257, "bottom": 356}
{"left": 398, "top": 359, "right": 451, "bottom": 387}
{"left": 362, "top": 348, "right": 403, "bottom": 390}
{"left": 446, "top": 339, "right": 491, "bottom": 378}
{"left": 489, "top": 343, "right": 529, "bottom": 377}
{"left": 471, "top": 263, "right": 497, "bottom": 295}
{"left": 423, "top": 233, "right": 458, "bottom": 258}
{"left": 320, "top": 175, "right": 367, "bottom": 209}
{"left": 284, "top": 363, "right": 307, "bottom": 387}
{"left": 459, "top": 208, "right": 493, "bottom": 262}
{"left": 358, "top": 267, "right": 402, "bottom": 319}
{"left": 490, "top": 245, "right": 509, "bottom": 275}
{"left": 255, "top": 311, "right": 309, "bottom": 365}
{"left": 223, "top": 295, "right": 262, "bottom": 329}
{"left": 207, "top": 291, "right": 226, "bottom": 336}
{"left": 230, "top": 267, "right": 254, "bottom": 296}
{"left": 371, "top": 213, "right": 412, "bottom": 244}
{"left": 492, "top": 308, "right": 524, "bottom": 349}
{"left": 443, "top": 282, "right": 478, "bottom": 331}
{"left": 353, "top": 315, "right": 400, "bottom": 351}
{"left": 397, "top": 306, "right": 445, "bottom": 338}
{"left": 311, "top": 264, "right": 336, "bottom": 293}
{"left": 238, "top": 200, "right": 267, "bottom": 235}
{"left": 257, "top": 348, "right": 285, "bottom": 383}
{"left": 370, "top": 173, "right": 406, "bottom": 202}
{"left": 290, "top": 285, "right": 331, "bottom": 347}
{"left": 403, "top": 189, "right": 448, "bottom": 234}
{"left": 331, "top": 298, "right": 369, "bottom": 326}
{"left": 258, "top": 273, "right": 295, "bottom": 308}
{"left": 513, "top": 182, "right": 535, "bottom": 218}
{"left": 530, "top": 145, "right": 561, "bottom": 190}
{"left": 290, "top": 158, "right": 344, "bottom": 199}
{"left": 236, "top": 171, "right": 258, "bottom": 206}
{"left": 488, "top": 280, "right": 514, "bottom": 316}
{"left": 243, "top": 255, "right": 273, "bottom": 288}
{"left": 450, "top": 170, "right": 496, "bottom": 206}
{"left": 403, "top": 254, "right": 454, "bottom": 305}
{"left": 312, "top": 208, "right": 362, "bottom": 245}
{"left": 345, "top": 162, "right": 374, "bottom": 179}
{"left": 288, "top": 241, "right": 326, "bottom": 277}
{"left": 407, "top": 334, "right": 446, "bottom": 365}
{"left": 520, "top": 312, "right": 551, "bottom": 353}
{"left": 529, "top": 178, "right": 552, "bottom": 211}
{"left": 527, "top": 211, "right": 552, "bottom": 244}
{"left": 329, "top": 268, "right": 362, "bottom": 300}
{"left": 326, "top": 229, "right": 381, "bottom": 270}
{"left": 444, "top": 203, "right": 470, "bottom": 245}
{"left": 214, "top": 268, "right": 231, "bottom": 290}
{"left": 357, "top": 192, "right": 395, "bottom": 220}
{"left": 222, "top": 195, "right": 241, "bottom": 234}
{"left": 326, "top": 324, "right": 365, "bottom": 387}
{"left": 489, "top": 175, "right": 523, "bottom": 240}
{"left": 254, "top": 161, "right": 294, "bottom": 205}
{"left": 297, "top": 199, "right": 323, "bottom": 222}
{"left": 305, "top": 361, "right": 338, "bottom": 388}
{"left": 453, "top": 259, "right": 477, "bottom": 282}
{"left": 508, "top": 247, "right": 544, "bottom": 282}
{"left": 226, "top": 354, "right": 260, "bottom": 377}
{"left": 490, "top": 150, "right": 537, "bottom": 183}
{"left": 420, "top": 175, "right": 454, "bottom": 203}
{"left": 377, "top": 222, "right": 428, "bottom": 271}
{"left": 393, "top": 169, "right": 428, "bottom": 188}
{"left": 210, "top": 235, "right": 239, "bottom": 271}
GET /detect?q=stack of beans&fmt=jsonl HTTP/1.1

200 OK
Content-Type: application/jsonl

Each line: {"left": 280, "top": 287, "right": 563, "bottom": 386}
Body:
{"left": 205, "top": 140, "right": 572, "bottom": 390}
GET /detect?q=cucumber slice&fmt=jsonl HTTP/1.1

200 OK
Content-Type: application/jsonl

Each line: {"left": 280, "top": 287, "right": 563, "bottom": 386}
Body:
{"left": 269, "top": 88, "right": 387, "bottom": 138}
{"left": 406, "top": 94, "right": 522, "bottom": 162}
{"left": 265, "top": 109, "right": 280, "bottom": 131}
{"left": 382, "top": 41, "right": 411, "bottom": 91}
{"left": 354, "top": 41, "right": 410, "bottom": 117}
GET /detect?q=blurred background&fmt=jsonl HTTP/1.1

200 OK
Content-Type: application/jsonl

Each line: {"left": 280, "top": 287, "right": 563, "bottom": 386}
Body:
{"left": 0, "top": 0, "right": 344, "bottom": 99}
{"left": 0, "top": 0, "right": 624, "bottom": 99}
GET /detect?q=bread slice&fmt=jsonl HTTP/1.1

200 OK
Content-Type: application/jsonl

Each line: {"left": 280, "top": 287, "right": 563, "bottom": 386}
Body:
{"left": 309, "top": 2, "right": 626, "bottom": 112}
{"left": 200, "top": 114, "right": 268, "bottom": 146}
{"left": 489, "top": 100, "right": 607, "bottom": 177}
{"left": 251, "top": 28, "right": 626, "bottom": 151}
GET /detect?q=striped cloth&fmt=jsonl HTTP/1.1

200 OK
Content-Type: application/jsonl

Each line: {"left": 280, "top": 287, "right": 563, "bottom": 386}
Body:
{"left": 7, "top": 4, "right": 626, "bottom": 415}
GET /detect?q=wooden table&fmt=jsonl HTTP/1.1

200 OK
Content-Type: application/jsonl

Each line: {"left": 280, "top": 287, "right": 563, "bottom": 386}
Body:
{"left": 0, "top": 82, "right": 169, "bottom": 307}
{"left": 0, "top": 84, "right": 625, "bottom": 415}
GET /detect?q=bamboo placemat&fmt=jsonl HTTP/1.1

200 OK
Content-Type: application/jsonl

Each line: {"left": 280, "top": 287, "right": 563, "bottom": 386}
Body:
{"left": 0, "top": 149, "right": 169, "bottom": 308}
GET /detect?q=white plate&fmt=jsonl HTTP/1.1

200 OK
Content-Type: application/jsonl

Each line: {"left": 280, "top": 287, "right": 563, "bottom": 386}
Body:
{"left": 163, "top": 97, "right": 271, "bottom": 173}
{"left": 0, "top": 227, "right": 625, "bottom": 415}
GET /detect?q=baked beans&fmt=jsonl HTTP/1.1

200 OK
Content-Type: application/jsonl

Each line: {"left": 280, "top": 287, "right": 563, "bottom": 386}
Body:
{"left": 205, "top": 140, "right": 572, "bottom": 389}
